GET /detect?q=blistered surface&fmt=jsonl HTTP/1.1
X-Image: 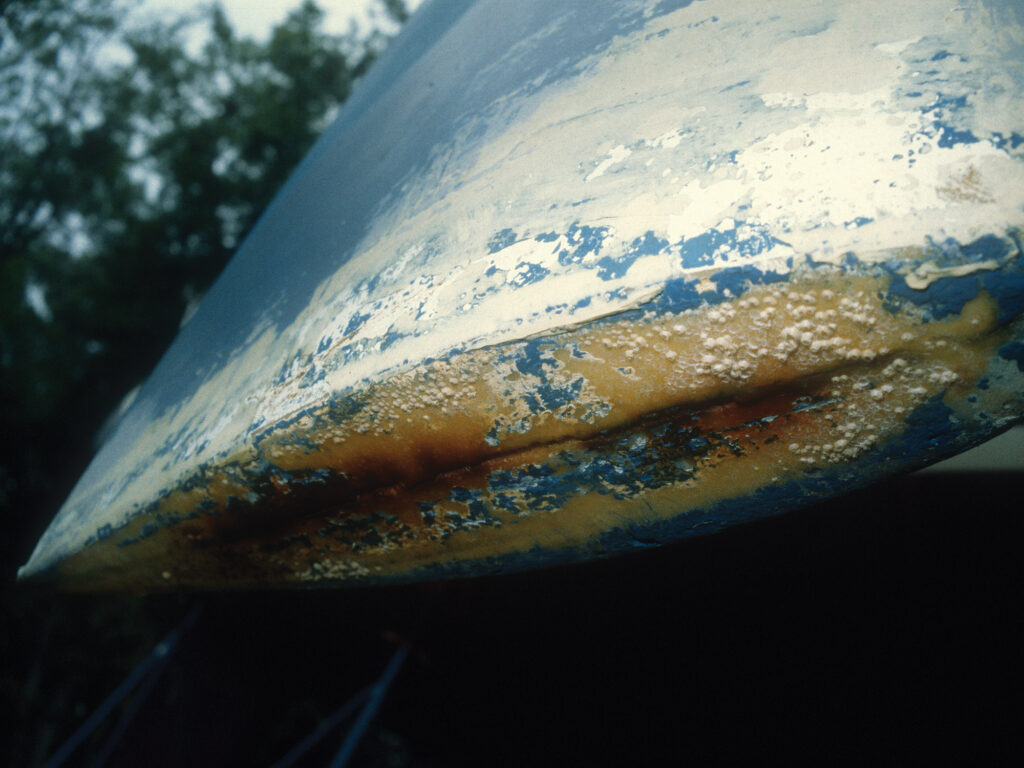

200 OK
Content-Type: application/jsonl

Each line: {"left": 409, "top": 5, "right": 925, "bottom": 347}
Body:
{"left": 20, "top": 0, "right": 1024, "bottom": 588}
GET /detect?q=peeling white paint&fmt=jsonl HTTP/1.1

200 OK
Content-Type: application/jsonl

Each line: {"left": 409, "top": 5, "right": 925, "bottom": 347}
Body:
{"left": 585, "top": 144, "right": 632, "bottom": 181}
{"left": 21, "top": 0, "right": 1024, "bottom": 580}
{"left": 904, "top": 259, "right": 1002, "bottom": 290}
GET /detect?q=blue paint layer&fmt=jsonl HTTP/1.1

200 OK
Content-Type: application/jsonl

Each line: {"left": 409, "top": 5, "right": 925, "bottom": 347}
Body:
{"left": 711, "top": 264, "right": 789, "bottom": 296}
{"left": 927, "top": 93, "right": 981, "bottom": 149}
{"left": 557, "top": 222, "right": 611, "bottom": 266}
{"left": 679, "top": 221, "right": 786, "bottom": 269}
{"left": 595, "top": 231, "right": 668, "bottom": 280}
{"left": 652, "top": 276, "right": 706, "bottom": 312}
{"left": 886, "top": 270, "right": 980, "bottom": 320}
{"left": 883, "top": 232, "right": 1023, "bottom": 322}
{"left": 999, "top": 341, "right": 1024, "bottom": 372}
{"left": 991, "top": 132, "right": 1024, "bottom": 150}
{"left": 593, "top": 397, "right": 964, "bottom": 555}
{"left": 510, "top": 261, "right": 550, "bottom": 286}
{"left": 344, "top": 311, "right": 371, "bottom": 335}
{"left": 488, "top": 228, "right": 518, "bottom": 253}
{"left": 396, "top": 391, "right": 987, "bottom": 586}
{"left": 844, "top": 216, "right": 874, "bottom": 229}
{"left": 510, "top": 339, "right": 587, "bottom": 414}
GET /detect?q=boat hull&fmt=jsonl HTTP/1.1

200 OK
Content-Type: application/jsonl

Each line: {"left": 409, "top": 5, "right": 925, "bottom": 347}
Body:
{"left": 20, "top": 0, "right": 1024, "bottom": 589}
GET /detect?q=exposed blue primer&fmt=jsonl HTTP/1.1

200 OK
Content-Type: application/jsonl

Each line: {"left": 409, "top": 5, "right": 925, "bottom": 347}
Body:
{"left": 938, "top": 125, "right": 981, "bottom": 149}
{"left": 711, "top": 263, "right": 789, "bottom": 297}
{"left": 999, "top": 341, "right": 1024, "bottom": 372}
{"left": 447, "top": 487, "right": 500, "bottom": 529}
{"left": 121, "top": 522, "right": 159, "bottom": 546}
{"left": 932, "top": 94, "right": 968, "bottom": 112}
{"left": 401, "top": 387, "right": 997, "bottom": 587}
{"left": 487, "top": 463, "right": 569, "bottom": 514}
{"left": 319, "top": 391, "right": 367, "bottom": 429}
{"left": 926, "top": 94, "right": 981, "bottom": 149}
{"left": 251, "top": 405, "right": 323, "bottom": 445}
{"left": 654, "top": 0, "right": 701, "bottom": 15}
{"left": 844, "top": 216, "right": 874, "bottom": 229}
{"left": 991, "top": 132, "right": 1024, "bottom": 151}
{"left": 297, "top": 363, "right": 325, "bottom": 389}
{"left": 979, "top": 244, "right": 1024, "bottom": 324}
{"left": 884, "top": 232, "right": 1022, "bottom": 321}
{"left": 31, "top": 0, "right": 1024, "bottom": 587}
{"left": 116, "top": 509, "right": 200, "bottom": 549}
{"left": 152, "top": 422, "right": 211, "bottom": 463}
{"left": 678, "top": 221, "right": 786, "bottom": 269}
{"left": 792, "top": 396, "right": 841, "bottom": 413}
{"left": 96, "top": 0, "right": 721, "bottom": 425}
{"left": 590, "top": 398, "right": 965, "bottom": 554}
{"left": 488, "top": 228, "right": 518, "bottom": 253}
{"left": 605, "top": 287, "right": 629, "bottom": 301}
{"left": 721, "top": 79, "right": 751, "bottom": 92}
{"left": 378, "top": 329, "right": 403, "bottom": 351}
{"left": 878, "top": 395, "right": 957, "bottom": 461}
{"left": 596, "top": 231, "right": 669, "bottom": 280}
{"left": 497, "top": 338, "right": 589, "bottom": 417}
{"left": 344, "top": 311, "right": 371, "bottom": 335}
{"left": 534, "top": 231, "right": 559, "bottom": 243}
{"left": 679, "top": 229, "right": 727, "bottom": 268}
{"left": 417, "top": 502, "right": 436, "bottom": 525}
{"left": 525, "top": 377, "right": 584, "bottom": 414}
{"left": 646, "top": 276, "right": 706, "bottom": 314}
{"left": 885, "top": 271, "right": 977, "bottom": 319}
{"left": 510, "top": 261, "right": 551, "bottom": 286}
{"left": 557, "top": 222, "right": 612, "bottom": 266}
{"left": 269, "top": 433, "right": 320, "bottom": 453}
{"left": 492, "top": 493, "right": 519, "bottom": 513}
{"left": 394, "top": 402, "right": 757, "bottom": 542}
{"left": 367, "top": 268, "right": 386, "bottom": 293}
{"left": 484, "top": 422, "right": 710, "bottom": 513}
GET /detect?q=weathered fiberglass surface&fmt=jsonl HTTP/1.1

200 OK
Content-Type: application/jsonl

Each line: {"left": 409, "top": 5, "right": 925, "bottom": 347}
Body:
{"left": 20, "top": 0, "right": 1024, "bottom": 589}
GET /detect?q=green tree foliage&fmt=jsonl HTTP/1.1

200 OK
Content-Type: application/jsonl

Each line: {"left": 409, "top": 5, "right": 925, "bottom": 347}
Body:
{"left": 0, "top": 0, "right": 404, "bottom": 565}
{"left": 2, "top": 4, "right": 407, "bottom": 764}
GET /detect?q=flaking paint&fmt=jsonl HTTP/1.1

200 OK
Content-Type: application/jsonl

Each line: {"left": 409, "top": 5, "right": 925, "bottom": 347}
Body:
{"left": 19, "top": 0, "right": 1024, "bottom": 588}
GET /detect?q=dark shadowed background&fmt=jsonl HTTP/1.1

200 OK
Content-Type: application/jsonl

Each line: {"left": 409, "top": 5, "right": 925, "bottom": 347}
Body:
{"left": 2, "top": 1, "right": 1022, "bottom": 765}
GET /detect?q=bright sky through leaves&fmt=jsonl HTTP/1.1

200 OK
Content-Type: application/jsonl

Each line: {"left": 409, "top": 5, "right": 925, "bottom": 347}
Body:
{"left": 140, "top": 0, "right": 419, "bottom": 40}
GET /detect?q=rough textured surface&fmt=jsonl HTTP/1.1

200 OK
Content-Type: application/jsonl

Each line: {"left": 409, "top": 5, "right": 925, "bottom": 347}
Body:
{"left": 20, "top": 0, "right": 1024, "bottom": 589}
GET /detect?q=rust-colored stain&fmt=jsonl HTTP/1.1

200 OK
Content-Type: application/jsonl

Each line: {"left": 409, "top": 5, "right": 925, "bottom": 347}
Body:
{"left": 37, "top": 270, "right": 1018, "bottom": 591}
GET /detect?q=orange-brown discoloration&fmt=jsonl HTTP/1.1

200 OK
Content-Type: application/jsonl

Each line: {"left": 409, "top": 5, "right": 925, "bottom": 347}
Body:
{"left": 40, "top": 272, "right": 1011, "bottom": 591}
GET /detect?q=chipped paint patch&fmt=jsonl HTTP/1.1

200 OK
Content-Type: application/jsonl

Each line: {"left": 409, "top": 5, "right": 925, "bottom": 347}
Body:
{"left": 19, "top": 0, "right": 1024, "bottom": 589}
{"left": 24, "top": 257, "right": 1024, "bottom": 590}
{"left": 903, "top": 260, "right": 1001, "bottom": 291}
{"left": 585, "top": 144, "right": 632, "bottom": 181}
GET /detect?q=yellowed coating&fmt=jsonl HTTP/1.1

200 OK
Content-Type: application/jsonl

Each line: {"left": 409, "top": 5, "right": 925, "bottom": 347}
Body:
{"left": 41, "top": 268, "right": 1012, "bottom": 591}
